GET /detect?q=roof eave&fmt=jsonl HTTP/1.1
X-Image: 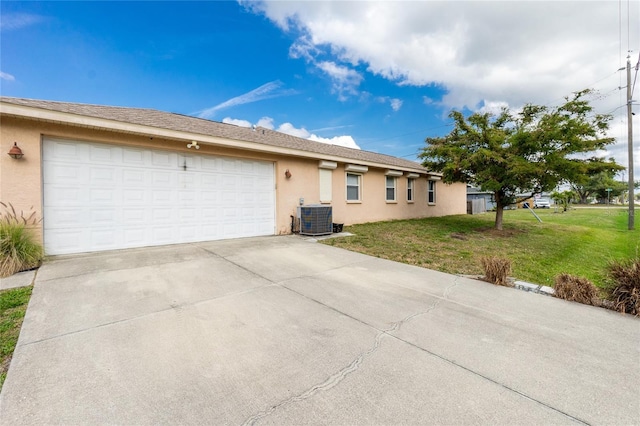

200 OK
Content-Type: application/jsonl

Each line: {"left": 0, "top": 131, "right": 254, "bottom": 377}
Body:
{"left": 0, "top": 101, "right": 431, "bottom": 174}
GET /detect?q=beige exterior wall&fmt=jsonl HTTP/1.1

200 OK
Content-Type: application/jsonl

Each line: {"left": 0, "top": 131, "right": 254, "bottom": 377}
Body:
{"left": 0, "top": 116, "right": 466, "bottom": 246}
{"left": 328, "top": 166, "right": 466, "bottom": 225}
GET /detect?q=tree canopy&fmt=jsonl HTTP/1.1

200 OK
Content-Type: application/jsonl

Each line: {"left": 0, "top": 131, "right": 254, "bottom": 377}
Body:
{"left": 419, "top": 90, "right": 616, "bottom": 230}
{"left": 570, "top": 158, "right": 625, "bottom": 203}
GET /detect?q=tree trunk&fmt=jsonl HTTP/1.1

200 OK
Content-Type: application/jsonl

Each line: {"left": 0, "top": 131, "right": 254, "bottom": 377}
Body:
{"left": 494, "top": 205, "right": 504, "bottom": 230}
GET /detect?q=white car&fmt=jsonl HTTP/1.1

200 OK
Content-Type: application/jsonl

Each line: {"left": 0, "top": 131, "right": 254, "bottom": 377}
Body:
{"left": 534, "top": 199, "right": 551, "bottom": 208}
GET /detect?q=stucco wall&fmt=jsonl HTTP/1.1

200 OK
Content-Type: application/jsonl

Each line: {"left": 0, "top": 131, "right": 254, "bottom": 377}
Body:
{"left": 1, "top": 117, "right": 44, "bottom": 240}
{"left": 0, "top": 116, "right": 466, "bottom": 246}
{"left": 328, "top": 166, "right": 466, "bottom": 226}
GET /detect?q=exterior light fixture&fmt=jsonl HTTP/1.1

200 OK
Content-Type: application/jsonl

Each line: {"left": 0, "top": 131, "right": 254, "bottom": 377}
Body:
{"left": 285, "top": 169, "right": 292, "bottom": 179}
{"left": 8, "top": 142, "right": 24, "bottom": 159}
{"left": 187, "top": 141, "right": 200, "bottom": 149}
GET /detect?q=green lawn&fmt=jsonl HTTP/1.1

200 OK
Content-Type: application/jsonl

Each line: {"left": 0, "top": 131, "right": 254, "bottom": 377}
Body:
{"left": 0, "top": 286, "right": 32, "bottom": 391}
{"left": 322, "top": 207, "right": 638, "bottom": 288}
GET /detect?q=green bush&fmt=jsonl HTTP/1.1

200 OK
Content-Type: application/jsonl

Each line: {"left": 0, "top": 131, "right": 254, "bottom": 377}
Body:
{"left": 0, "top": 202, "right": 43, "bottom": 278}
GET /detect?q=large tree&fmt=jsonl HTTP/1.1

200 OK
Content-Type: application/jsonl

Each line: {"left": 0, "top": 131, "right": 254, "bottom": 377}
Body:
{"left": 420, "top": 90, "right": 615, "bottom": 230}
{"left": 570, "top": 158, "right": 625, "bottom": 203}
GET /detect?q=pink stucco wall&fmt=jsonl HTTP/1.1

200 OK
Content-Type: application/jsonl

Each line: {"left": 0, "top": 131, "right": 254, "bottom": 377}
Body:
{"left": 0, "top": 116, "right": 467, "bottom": 246}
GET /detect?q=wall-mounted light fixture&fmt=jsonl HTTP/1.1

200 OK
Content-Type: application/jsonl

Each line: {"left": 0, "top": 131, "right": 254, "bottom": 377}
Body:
{"left": 8, "top": 142, "right": 24, "bottom": 159}
{"left": 285, "top": 169, "right": 292, "bottom": 179}
{"left": 187, "top": 141, "right": 200, "bottom": 150}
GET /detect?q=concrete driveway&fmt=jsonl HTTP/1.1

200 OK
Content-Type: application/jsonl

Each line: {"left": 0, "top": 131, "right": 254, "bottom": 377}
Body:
{"left": 1, "top": 236, "right": 638, "bottom": 425}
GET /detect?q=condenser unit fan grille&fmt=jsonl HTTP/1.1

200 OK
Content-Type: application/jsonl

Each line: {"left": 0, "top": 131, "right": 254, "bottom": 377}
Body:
{"left": 298, "top": 206, "right": 333, "bottom": 236}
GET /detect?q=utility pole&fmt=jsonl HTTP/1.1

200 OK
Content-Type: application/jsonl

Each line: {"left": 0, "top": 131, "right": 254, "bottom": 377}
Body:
{"left": 627, "top": 55, "right": 635, "bottom": 230}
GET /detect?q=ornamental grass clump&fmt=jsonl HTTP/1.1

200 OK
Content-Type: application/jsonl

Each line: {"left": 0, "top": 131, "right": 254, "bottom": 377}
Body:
{"left": 554, "top": 273, "right": 598, "bottom": 305}
{"left": 480, "top": 256, "right": 512, "bottom": 286}
{"left": 607, "top": 258, "right": 640, "bottom": 316}
{"left": 0, "top": 202, "right": 43, "bottom": 278}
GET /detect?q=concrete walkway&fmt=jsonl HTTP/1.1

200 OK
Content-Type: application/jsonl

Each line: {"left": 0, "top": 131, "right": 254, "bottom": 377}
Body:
{"left": 0, "top": 269, "right": 36, "bottom": 291}
{"left": 1, "top": 236, "right": 638, "bottom": 424}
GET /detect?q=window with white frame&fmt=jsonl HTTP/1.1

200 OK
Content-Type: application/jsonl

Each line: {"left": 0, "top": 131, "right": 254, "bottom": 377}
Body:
{"left": 386, "top": 176, "right": 396, "bottom": 202}
{"left": 428, "top": 180, "right": 436, "bottom": 204}
{"left": 346, "top": 173, "right": 361, "bottom": 201}
{"left": 407, "top": 178, "right": 414, "bottom": 202}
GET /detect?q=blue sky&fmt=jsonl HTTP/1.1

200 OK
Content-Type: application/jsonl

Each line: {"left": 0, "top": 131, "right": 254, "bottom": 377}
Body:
{"left": 1, "top": 1, "right": 638, "bottom": 172}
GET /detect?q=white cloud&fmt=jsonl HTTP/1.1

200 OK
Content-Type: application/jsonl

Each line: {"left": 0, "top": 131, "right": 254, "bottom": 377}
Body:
{"left": 256, "top": 116, "right": 275, "bottom": 129}
{"left": 375, "top": 96, "right": 403, "bottom": 111}
{"left": 0, "top": 13, "right": 44, "bottom": 31}
{"left": 604, "top": 116, "right": 640, "bottom": 177}
{"left": 389, "top": 98, "right": 403, "bottom": 112}
{"left": 223, "top": 115, "right": 361, "bottom": 149}
{"left": 309, "top": 134, "right": 360, "bottom": 150}
{"left": 477, "top": 100, "right": 509, "bottom": 116}
{"left": 277, "top": 121, "right": 360, "bottom": 149}
{"left": 0, "top": 71, "right": 15, "bottom": 81}
{"left": 195, "top": 80, "right": 297, "bottom": 119}
{"left": 222, "top": 117, "right": 252, "bottom": 128}
{"left": 277, "top": 122, "right": 311, "bottom": 138}
{"left": 316, "top": 61, "right": 363, "bottom": 101}
{"left": 245, "top": 0, "right": 639, "bottom": 115}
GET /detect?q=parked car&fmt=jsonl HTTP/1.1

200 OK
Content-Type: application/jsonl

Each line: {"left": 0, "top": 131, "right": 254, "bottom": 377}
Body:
{"left": 534, "top": 199, "right": 551, "bottom": 208}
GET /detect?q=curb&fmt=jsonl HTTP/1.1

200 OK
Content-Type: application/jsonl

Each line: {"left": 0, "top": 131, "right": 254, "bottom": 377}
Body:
{"left": 461, "top": 275, "right": 555, "bottom": 297}
{"left": 513, "top": 280, "right": 555, "bottom": 296}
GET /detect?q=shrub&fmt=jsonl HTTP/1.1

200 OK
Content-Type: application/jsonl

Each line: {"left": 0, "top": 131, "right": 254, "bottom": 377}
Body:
{"left": 480, "top": 256, "right": 512, "bottom": 286}
{"left": 0, "top": 202, "right": 43, "bottom": 278}
{"left": 607, "top": 258, "right": 640, "bottom": 316}
{"left": 554, "top": 273, "right": 598, "bottom": 305}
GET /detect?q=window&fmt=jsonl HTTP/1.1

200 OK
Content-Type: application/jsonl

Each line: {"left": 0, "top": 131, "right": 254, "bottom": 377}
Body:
{"left": 407, "top": 178, "right": 414, "bottom": 202}
{"left": 428, "top": 180, "right": 436, "bottom": 204}
{"left": 386, "top": 176, "right": 396, "bottom": 202}
{"left": 346, "top": 173, "right": 361, "bottom": 201}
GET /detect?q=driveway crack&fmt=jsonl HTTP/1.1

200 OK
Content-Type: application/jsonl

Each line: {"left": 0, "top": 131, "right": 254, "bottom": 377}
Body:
{"left": 242, "top": 277, "right": 458, "bottom": 425}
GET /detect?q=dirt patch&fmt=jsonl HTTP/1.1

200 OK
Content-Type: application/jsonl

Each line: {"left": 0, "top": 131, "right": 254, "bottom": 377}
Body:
{"left": 474, "top": 227, "right": 525, "bottom": 237}
{"left": 450, "top": 233, "right": 468, "bottom": 240}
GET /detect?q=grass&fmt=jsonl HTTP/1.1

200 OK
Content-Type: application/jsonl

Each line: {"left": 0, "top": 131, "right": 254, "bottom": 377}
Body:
{"left": 0, "top": 286, "right": 32, "bottom": 391}
{"left": 322, "top": 207, "right": 639, "bottom": 288}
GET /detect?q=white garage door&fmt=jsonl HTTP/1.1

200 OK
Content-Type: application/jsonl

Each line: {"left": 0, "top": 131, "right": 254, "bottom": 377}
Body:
{"left": 43, "top": 138, "right": 275, "bottom": 255}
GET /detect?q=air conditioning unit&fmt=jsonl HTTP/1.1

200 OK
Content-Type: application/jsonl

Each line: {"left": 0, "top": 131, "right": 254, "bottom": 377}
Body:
{"left": 297, "top": 205, "right": 333, "bottom": 236}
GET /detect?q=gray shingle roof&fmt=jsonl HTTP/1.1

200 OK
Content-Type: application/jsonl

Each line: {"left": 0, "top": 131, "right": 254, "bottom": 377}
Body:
{"left": 0, "top": 96, "right": 428, "bottom": 172}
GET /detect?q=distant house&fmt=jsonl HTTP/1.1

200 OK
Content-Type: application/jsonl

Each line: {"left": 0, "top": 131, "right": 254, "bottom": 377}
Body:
{"left": 517, "top": 193, "right": 553, "bottom": 209}
{"left": 466, "top": 186, "right": 495, "bottom": 213}
{"left": 1, "top": 97, "right": 467, "bottom": 255}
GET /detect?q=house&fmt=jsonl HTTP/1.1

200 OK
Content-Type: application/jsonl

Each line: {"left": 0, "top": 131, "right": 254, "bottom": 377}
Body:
{"left": 0, "top": 97, "right": 467, "bottom": 255}
{"left": 466, "top": 186, "right": 494, "bottom": 213}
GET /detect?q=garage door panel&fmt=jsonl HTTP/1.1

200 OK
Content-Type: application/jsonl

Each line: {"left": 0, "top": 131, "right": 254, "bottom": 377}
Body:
{"left": 151, "top": 151, "right": 175, "bottom": 168}
{"left": 122, "top": 208, "right": 146, "bottom": 223}
{"left": 122, "top": 147, "right": 145, "bottom": 165}
{"left": 200, "top": 156, "right": 219, "bottom": 171}
{"left": 89, "top": 188, "right": 116, "bottom": 204}
{"left": 43, "top": 163, "right": 81, "bottom": 184}
{"left": 45, "top": 140, "right": 81, "bottom": 160}
{"left": 90, "top": 229, "right": 117, "bottom": 249}
{"left": 122, "top": 227, "right": 146, "bottom": 244}
{"left": 43, "top": 138, "right": 275, "bottom": 255}
{"left": 90, "top": 209, "right": 117, "bottom": 225}
{"left": 89, "top": 144, "right": 117, "bottom": 163}
{"left": 44, "top": 229, "right": 86, "bottom": 254}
